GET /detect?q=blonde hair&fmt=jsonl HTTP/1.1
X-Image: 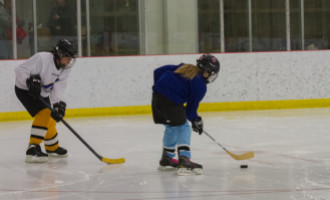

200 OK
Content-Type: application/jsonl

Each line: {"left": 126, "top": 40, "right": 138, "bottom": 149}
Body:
{"left": 174, "top": 64, "right": 200, "bottom": 80}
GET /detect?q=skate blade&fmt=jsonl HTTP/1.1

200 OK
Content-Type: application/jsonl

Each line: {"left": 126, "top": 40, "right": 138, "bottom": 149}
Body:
{"left": 25, "top": 155, "right": 48, "bottom": 163}
{"left": 177, "top": 168, "right": 203, "bottom": 176}
{"left": 158, "top": 165, "right": 177, "bottom": 170}
{"left": 47, "top": 153, "right": 68, "bottom": 158}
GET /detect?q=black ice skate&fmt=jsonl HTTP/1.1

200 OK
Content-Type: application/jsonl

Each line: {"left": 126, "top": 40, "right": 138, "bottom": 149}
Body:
{"left": 46, "top": 146, "right": 68, "bottom": 157}
{"left": 158, "top": 150, "right": 178, "bottom": 170}
{"left": 177, "top": 156, "right": 203, "bottom": 175}
{"left": 25, "top": 144, "right": 48, "bottom": 163}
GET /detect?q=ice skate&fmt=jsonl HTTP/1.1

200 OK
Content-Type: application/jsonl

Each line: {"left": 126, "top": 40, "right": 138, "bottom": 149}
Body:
{"left": 25, "top": 144, "right": 48, "bottom": 163}
{"left": 46, "top": 146, "right": 68, "bottom": 157}
{"left": 177, "top": 156, "right": 203, "bottom": 175}
{"left": 158, "top": 150, "right": 178, "bottom": 170}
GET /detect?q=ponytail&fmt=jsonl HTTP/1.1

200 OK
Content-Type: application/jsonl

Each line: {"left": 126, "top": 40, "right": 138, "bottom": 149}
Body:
{"left": 174, "top": 64, "right": 200, "bottom": 80}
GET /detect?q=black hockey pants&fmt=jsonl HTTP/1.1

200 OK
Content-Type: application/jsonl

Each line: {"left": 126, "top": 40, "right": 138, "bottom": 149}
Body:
{"left": 15, "top": 86, "right": 50, "bottom": 117}
{"left": 152, "top": 91, "right": 186, "bottom": 126}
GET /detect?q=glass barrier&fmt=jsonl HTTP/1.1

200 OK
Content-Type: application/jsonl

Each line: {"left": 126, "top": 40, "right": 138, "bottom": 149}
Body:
{"left": 0, "top": 0, "right": 13, "bottom": 59}
{"left": 36, "top": 0, "right": 77, "bottom": 52}
{"left": 224, "top": 0, "right": 249, "bottom": 52}
{"left": 81, "top": 0, "right": 139, "bottom": 56}
{"left": 302, "top": 0, "right": 330, "bottom": 50}
{"left": 1, "top": 0, "right": 330, "bottom": 59}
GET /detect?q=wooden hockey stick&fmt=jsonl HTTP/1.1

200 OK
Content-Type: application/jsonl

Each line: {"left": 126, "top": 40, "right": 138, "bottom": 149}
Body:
{"left": 39, "top": 97, "right": 125, "bottom": 164}
{"left": 204, "top": 130, "right": 254, "bottom": 160}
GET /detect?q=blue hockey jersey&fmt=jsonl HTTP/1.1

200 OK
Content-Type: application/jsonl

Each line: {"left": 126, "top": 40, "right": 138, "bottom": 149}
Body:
{"left": 152, "top": 63, "right": 207, "bottom": 122}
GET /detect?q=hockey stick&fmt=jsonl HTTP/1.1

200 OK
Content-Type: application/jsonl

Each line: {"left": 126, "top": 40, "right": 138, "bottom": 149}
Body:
{"left": 39, "top": 97, "right": 125, "bottom": 164}
{"left": 204, "top": 130, "right": 254, "bottom": 160}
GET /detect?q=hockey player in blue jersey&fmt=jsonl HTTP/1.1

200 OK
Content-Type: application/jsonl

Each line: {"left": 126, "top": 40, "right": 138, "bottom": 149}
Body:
{"left": 152, "top": 54, "right": 220, "bottom": 175}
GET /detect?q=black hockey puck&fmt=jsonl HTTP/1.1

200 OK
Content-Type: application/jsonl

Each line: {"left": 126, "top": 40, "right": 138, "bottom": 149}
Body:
{"left": 240, "top": 164, "right": 248, "bottom": 168}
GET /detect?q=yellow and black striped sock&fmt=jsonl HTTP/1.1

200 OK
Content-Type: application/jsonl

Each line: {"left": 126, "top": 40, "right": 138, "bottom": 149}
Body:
{"left": 44, "top": 117, "right": 59, "bottom": 152}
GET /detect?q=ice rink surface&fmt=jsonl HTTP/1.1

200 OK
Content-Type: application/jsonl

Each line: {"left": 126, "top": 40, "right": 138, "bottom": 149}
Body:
{"left": 1, "top": 108, "right": 330, "bottom": 200}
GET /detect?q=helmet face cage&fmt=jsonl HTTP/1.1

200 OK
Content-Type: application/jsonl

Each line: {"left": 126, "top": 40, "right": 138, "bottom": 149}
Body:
{"left": 65, "top": 56, "right": 76, "bottom": 69}
{"left": 207, "top": 72, "right": 218, "bottom": 83}
{"left": 197, "top": 54, "right": 220, "bottom": 83}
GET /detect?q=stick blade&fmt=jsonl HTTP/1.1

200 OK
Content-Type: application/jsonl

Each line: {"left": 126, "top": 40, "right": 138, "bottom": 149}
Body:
{"left": 226, "top": 150, "right": 254, "bottom": 160}
{"left": 101, "top": 157, "right": 126, "bottom": 164}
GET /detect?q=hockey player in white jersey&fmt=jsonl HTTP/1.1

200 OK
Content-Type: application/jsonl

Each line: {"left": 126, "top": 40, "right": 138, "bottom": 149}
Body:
{"left": 15, "top": 39, "right": 77, "bottom": 163}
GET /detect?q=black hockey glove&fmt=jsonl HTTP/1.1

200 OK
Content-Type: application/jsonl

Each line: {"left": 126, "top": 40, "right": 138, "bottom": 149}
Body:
{"left": 51, "top": 101, "right": 66, "bottom": 122}
{"left": 26, "top": 74, "right": 41, "bottom": 101}
{"left": 192, "top": 117, "right": 203, "bottom": 135}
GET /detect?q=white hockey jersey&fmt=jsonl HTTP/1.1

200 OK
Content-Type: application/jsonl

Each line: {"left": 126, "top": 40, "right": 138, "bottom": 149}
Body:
{"left": 15, "top": 52, "right": 72, "bottom": 104}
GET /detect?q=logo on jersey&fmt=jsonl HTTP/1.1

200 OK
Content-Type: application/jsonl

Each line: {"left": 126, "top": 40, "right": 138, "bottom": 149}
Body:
{"left": 42, "top": 78, "right": 59, "bottom": 92}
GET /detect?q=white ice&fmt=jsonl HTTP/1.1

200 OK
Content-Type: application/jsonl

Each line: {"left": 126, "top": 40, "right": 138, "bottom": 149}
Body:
{"left": 1, "top": 108, "right": 330, "bottom": 200}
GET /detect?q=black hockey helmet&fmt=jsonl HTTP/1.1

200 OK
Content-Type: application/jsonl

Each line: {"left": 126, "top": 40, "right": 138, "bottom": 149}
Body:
{"left": 54, "top": 39, "right": 77, "bottom": 58}
{"left": 196, "top": 54, "right": 220, "bottom": 83}
{"left": 53, "top": 39, "right": 77, "bottom": 68}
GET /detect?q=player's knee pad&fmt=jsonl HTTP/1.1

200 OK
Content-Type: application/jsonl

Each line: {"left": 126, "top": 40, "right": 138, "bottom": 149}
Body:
{"left": 33, "top": 108, "right": 51, "bottom": 127}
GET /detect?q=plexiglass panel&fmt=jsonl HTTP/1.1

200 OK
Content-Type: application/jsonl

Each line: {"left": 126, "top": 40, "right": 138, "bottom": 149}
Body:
{"left": 224, "top": 0, "right": 249, "bottom": 52}
{"left": 251, "top": 0, "right": 286, "bottom": 51}
{"left": 0, "top": 0, "right": 14, "bottom": 59}
{"left": 36, "top": 0, "right": 77, "bottom": 52}
{"left": 81, "top": 0, "right": 139, "bottom": 56}
{"left": 303, "top": 0, "right": 330, "bottom": 50}
{"left": 1, "top": 0, "right": 330, "bottom": 59}
{"left": 198, "top": 0, "right": 221, "bottom": 53}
